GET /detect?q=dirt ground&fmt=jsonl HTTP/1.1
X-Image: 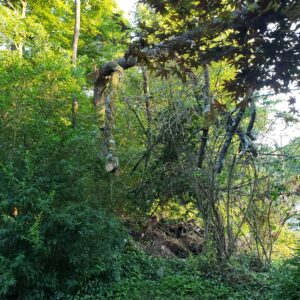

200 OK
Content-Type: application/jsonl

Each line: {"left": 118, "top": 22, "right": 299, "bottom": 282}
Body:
{"left": 126, "top": 217, "right": 204, "bottom": 258}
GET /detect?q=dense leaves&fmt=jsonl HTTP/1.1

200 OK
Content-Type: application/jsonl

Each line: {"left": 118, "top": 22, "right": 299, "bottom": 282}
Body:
{"left": 136, "top": 0, "right": 300, "bottom": 96}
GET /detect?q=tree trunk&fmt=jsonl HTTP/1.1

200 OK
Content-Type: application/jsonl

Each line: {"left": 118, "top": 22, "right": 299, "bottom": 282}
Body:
{"left": 142, "top": 67, "right": 152, "bottom": 127}
{"left": 71, "top": 0, "right": 80, "bottom": 128}
{"left": 71, "top": 0, "right": 80, "bottom": 65}
{"left": 197, "top": 64, "right": 211, "bottom": 168}
{"left": 142, "top": 67, "right": 152, "bottom": 167}
{"left": 103, "top": 67, "right": 123, "bottom": 174}
{"left": 93, "top": 64, "right": 123, "bottom": 173}
{"left": 18, "top": 0, "right": 27, "bottom": 58}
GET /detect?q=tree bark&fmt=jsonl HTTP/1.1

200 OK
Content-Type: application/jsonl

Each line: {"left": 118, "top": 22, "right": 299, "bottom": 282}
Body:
{"left": 197, "top": 64, "right": 211, "bottom": 168}
{"left": 142, "top": 67, "right": 152, "bottom": 128}
{"left": 214, "top": 90, "right": 254, "bottom": 174}
{"left": 18, "top": 0, "right": 27, "bottom": 58}
{"left": 93, "top": 63, "right": 124, "bottom": 174}
{"left": 71, "top": 0, "right": 80, "bottom": 66}
{"left": 246, "top": 101, "right": 256, "bottom": 140}
{"left": 71, "top": 0, "right": 80, "bottom": 128}
{"left": 103, "top": 67, "right": 123, "bottom": 174}
{"left": 141, "top": 66, "right": 152, "bottom": 167}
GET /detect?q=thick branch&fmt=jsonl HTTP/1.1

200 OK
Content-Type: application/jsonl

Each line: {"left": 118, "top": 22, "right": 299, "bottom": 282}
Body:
{"left": 93, "top": 7, "right": 256, "bottom": 104}
{"left": 94, "top": 61, "right": 133, "bottom": 107}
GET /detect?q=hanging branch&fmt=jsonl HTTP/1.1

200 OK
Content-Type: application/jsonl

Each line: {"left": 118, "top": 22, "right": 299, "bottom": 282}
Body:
{"left": 197, "top": 64, "right": 211, "bottom": 168}
{"left": 91, "top": 10, "right": 245, "bottom": 175}
{"left": 225, "top": 112, "right": 257, "bottom": 157}
{"left": 94, "top": 62, "right": 127, "bottom": 107}
{"left": 246, "top": 101, "right": 256, "bottom": 140}
{"left": 214, "top": 90, "right": 254, "bottom": 174}
{"left": 237, "top": 129, "right": 258, "bottom": 157}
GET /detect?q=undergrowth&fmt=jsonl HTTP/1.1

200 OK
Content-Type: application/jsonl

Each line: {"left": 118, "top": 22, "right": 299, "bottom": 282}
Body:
{"left": 58, "top": 245, "right": 276, "bottom": 300}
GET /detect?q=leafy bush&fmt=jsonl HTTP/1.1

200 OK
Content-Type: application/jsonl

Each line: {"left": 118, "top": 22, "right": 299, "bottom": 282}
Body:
{"left": 0, "top": 162, "right": 127, "bottom": 299}
{"left": 69, "top": 247, "right": 273, "bottom": 300}
{"left": 273, "top": 242, "right": 300, "bottom": 299}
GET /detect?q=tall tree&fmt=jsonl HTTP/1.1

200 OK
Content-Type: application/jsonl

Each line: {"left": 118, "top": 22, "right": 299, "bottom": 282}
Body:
{"left": 18, "top": 0, "right": 27, "bottom": 57}
{"left": 71, "top": 0, "right": 80, "bottom": 66}
{"left": 71, "top": 0, "right": 81, "bottom": 128}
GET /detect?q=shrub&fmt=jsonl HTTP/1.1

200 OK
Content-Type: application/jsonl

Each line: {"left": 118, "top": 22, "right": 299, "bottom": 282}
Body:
{"left": 273, "top": 243, "right": 300, "bottom": 299}
{"left": 0, "top": 162, "right": 127, "bottom": 299}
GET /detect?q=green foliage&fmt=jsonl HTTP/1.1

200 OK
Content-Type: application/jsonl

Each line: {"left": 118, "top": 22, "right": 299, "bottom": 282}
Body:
{"left": 0, "top": 159, "right": 127, "bottom": 299}
{"left": 0, "top": 22, "right": 127, "bottom": 298}
{"left": 0, "top": 0, "right": 129, "bottom": 67}
{"left": 273, "top": 230, "right": 300, "bottom": 300}
{"left": 64, "top": 247, "right": 274, "bottom": 299}
{"left": 274, "top": 259, "right": 300, "bottom": 299}
{"left": 138, "top": 0, "right": 300, "bottom": 96}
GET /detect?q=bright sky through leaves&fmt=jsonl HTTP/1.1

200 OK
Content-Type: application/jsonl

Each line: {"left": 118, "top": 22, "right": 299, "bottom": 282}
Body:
{"left": 116, "top": 0, "right": 137, "bottom": 19}
{"left": 115, "top": 0, "right": 299, "bottom": 146}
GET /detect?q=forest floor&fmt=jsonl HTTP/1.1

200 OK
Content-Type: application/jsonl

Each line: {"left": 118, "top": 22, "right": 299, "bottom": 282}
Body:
{"left": 58, "top": 217, "right": 283, "bottom": 299}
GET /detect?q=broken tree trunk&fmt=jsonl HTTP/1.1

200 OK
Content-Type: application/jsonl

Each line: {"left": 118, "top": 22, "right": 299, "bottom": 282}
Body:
{"left": 95, "top": 65, "right": 124, "bottom": 174}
